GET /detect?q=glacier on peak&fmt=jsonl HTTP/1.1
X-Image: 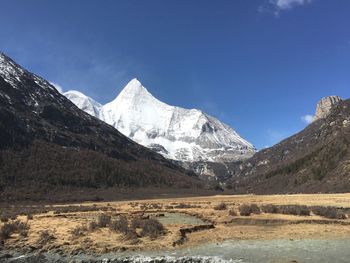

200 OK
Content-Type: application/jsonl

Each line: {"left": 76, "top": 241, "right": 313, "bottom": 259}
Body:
{"left": 64, "top": 78, "right": 256, "bottom": 163}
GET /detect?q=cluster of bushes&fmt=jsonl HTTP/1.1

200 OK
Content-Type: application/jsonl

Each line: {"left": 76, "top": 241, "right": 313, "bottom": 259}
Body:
{"left": 172, "top": 203, "right": 200, "bottom": 209}
{"left": 0, "top": 204, "right": 56, "bottom": 221}
{"left": 311, "top": 206, "right": 347, "bottom": 219}
{"left": 0, "top": 220, "right": 29, "bottom": 242}
{"left": 86, "top": 214, "right": 165, "bottom": 240}
{"left": 0, "top": 213, "right": 16, "bottom": 223}
{"left": 0, "top": 204, "right": 115, "bottom": 223}
{"left": 140, "top": 203, "right": 163, "bottom": 210}
{"left": 214, "top": 202, "right": 227, "bottom": 210}
{"left": 259, "top": 204, "right": 347, "bottom": 219}
{"left": 228, "top": 203, "right": 348, "bottom": 218}
{"left": 131, "top": 218, "right": 165, "bottom": 239}
{"left": 239, "top": 204, "right": 261, "bottom": 216}
{"left": 261, "top": 204, "right": 311, "bottom": 216}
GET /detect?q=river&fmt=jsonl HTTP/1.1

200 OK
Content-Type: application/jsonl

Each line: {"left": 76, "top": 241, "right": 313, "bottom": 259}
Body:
{"left": 2, "top": 238, "right": 350, "bottom": 262}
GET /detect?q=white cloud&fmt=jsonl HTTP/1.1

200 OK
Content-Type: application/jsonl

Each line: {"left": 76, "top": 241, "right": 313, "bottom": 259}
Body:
{"left": 260, "top": 0, "right": 313, "bottom": 16}
{"left": 301, "top": 114, "right": 314, "bottom": 124}
{"left": 271, "top": 0, "right": 312, "bottom": 10}
{"left": 50, "top": 82, "right": 63, "bottom": 93}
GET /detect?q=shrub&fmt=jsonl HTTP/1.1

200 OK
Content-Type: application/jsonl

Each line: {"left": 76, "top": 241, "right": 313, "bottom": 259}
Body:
{"left": 13, "top": 220, "right": 29, "bottom": 237}
{"left": 0, "top": 220, "right": 29, "bottom": 240}
{"left": 150, "top": 203, "right": 162, "bottom": 209}
{"left": 279, "top": 205, "right": 310, "bottom": 216}
{"left": 140, "top": 218, "right": 165, "bottom": 239}
{"left": 37, "top": 230, "right": 56, "bottom": 245}
{"left": 312, "top": 206, "right": 347, "bottom": 219}
{"left": 228, "top": 209, "right": 237, "bottom": 216}
{"left": 239, "top": 204, "right": 261, "bottom": 216}
{"left": 0, "top": 214, "right": 9, "bottom": 223}
{"left": 70, "top": 225, "right": 88, "bottom": 239}
{"left": 174, "top": 203, "right": 192, "bottom": 209}
{"left": 130, "top": 218, "right": 144, "bottom": 230}
{"left": 0, "top": 223, "right": 13, "bottom": 240}
{"left": 214, "top": 203, "right": 227, "bottom": 210}
{"left": 26, "top": 213, "right": 33, "bottom": 220}
{"left": 110, "top": 216, "right": 129, "bottom": 234}
{"left": 125, "top": 229, "right": 138, "bottom": 240}
{"left": 172, "top": 203, "right": 199, "bottom": 209}
{"left": 261, "top": 204, "right": 279, "bottom": 214}
{"left": 97, "top": 214, "right": 111, "bottom": 227}
{"left": 88, "top": 221, "right": 99, "bottom": 231}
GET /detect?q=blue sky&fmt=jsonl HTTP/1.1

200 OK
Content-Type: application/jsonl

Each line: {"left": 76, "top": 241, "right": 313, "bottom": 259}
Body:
{"left": 1, "top": 0, "right": 349, "bottom": 149}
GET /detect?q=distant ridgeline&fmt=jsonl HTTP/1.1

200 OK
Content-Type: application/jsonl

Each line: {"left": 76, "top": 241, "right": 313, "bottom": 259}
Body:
{"left": 228, "top": 95, "right": 350, "bottom": 194}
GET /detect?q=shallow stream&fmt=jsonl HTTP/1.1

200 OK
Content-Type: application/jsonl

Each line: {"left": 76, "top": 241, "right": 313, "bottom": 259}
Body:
{"left": 3, "top": 239, "right": 350, "bottom": 263}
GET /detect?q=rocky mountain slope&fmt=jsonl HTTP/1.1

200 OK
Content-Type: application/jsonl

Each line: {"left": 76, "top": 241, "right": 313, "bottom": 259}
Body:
{"left": 313, "top": 96, "right": 342, "bottom": 121}
{"left": 0, "top": 52, "right": 203, "bottom": 201}
{"left": 229, "top": 96, "right": 350, "bottom": 194}
{"left": 64, "top": 79, "right": 255, "bottom": 179}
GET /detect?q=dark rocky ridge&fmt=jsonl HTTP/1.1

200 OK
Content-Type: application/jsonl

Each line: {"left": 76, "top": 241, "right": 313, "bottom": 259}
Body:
{"left": 0, "top": 52, "right": 203, "bottom": 201}
{"left": 229, "top": 97, "right": 350, "bottom": 194}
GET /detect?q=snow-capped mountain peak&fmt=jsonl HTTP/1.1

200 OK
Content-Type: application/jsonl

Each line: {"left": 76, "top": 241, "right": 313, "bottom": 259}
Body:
{"left": 107, "top": 78, "right": 164, "bottom": 109}
{"left": 119, "top": 78, "right": 148, "bottom": 96}
{"left": 65, "top": 79, "right": 256, "bottom": 163}
{"left": 64, "top": 90, "right": 102, "bottom": 118}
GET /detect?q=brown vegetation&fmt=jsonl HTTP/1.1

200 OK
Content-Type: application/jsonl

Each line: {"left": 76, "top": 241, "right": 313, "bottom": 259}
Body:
{"left": 239, "top": 204, "right": 261, "bottom": 216}
{"left": 97, "top": 214, "right": 111, "bottom": 228}
{"left": 1, "top": 194, "right": 350, "bottom": 253}
{"left": 0, "top": 220, "right": 29, "bottom": 241}
{"left": 214, "top": 202, "right": 227, "bottom": 210}
{"left": 37, "top": 230, "right": 56, "bottom": 246}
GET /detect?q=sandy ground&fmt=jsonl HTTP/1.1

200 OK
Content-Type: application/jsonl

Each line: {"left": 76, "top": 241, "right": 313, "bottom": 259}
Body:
{"left": 2, "top": 193, "right": 350, "bottom": 254}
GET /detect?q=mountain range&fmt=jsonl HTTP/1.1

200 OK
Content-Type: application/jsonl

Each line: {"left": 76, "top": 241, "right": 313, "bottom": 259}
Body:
{"left": 0, "top": 52, "right": 204, "bottom": 201}
{"left": 230, "top": 96, "right": 350, "bottom": 194}
{"left": 0, "top": 52, "right": 349, "bottom": 200}
{"left": 64, "top": 80, "right": 255, "bottom": 162}
{"left": 64, "top": 79, "right": 256, "bottom": 179}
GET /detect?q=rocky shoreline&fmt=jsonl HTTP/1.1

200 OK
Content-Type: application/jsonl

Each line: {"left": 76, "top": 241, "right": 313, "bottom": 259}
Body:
{"left": 0, "top": 249, "right": 234, "bottom": 263}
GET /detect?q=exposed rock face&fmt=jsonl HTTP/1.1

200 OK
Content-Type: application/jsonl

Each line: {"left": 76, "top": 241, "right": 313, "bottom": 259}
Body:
{"left": 314, "top": 96, "right": 342, "bottom": 121}
{"left": 228, "top": 96, "right": 350, "bottom": 194}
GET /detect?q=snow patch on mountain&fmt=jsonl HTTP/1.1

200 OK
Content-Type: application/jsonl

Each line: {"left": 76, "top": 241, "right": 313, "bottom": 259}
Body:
{"left": 64, "top": 90, "right": 102, "bottom": 118}
{"left": 64, "top": 78, "right": 256, "bottom": 162}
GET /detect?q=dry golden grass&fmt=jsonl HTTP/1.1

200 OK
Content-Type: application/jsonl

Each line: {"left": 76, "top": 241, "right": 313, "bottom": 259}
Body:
{"left": 2, "top": 193, "right": 350, "bottom": 253}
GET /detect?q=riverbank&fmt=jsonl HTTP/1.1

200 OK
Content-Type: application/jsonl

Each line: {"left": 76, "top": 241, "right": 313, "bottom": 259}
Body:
{"left": 1, "top": 193, "right": 350, "bottom": 256}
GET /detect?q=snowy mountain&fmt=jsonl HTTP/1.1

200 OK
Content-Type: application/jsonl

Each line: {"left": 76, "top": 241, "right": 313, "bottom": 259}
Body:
{"left": 64, "top": 78, "right": 256, "bottom": 164}
{"left": 0, "top": 52, "right": 201, "bottom": 201}
{"left": 64, "top": 90, "right": 102, "bottom": 118}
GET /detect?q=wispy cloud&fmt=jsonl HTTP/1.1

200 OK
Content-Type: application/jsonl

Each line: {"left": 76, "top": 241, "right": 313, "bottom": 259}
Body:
{"left": 50, "top": 82, "right": 63, "bottom": 93}
{"left": 272, "top": 0, "right": 312, "bottom": 10}
{"left": 301, "top": 114, "right": 314, "bottom": 124}
{"left": 259, "top": 0, "right": 313, "bottom": 16}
